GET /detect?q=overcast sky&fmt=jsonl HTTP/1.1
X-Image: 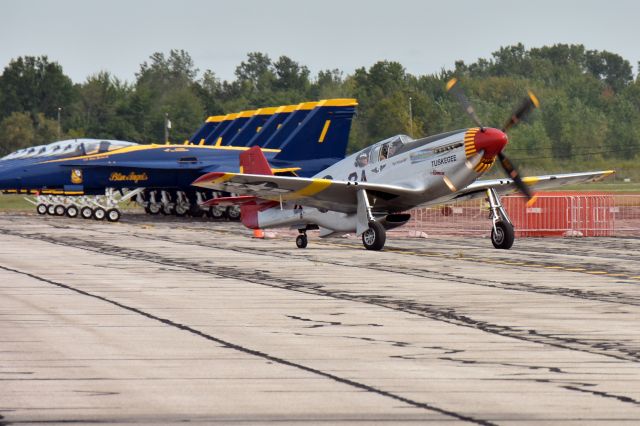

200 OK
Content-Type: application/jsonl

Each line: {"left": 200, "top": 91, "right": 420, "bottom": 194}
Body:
{"left": 2, "top": 0, "right": 639, "bottom": 83}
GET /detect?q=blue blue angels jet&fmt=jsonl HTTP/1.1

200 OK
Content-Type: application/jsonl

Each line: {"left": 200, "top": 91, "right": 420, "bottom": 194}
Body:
{"left": 0, "top": 99, "right": 358, "bottom": 222}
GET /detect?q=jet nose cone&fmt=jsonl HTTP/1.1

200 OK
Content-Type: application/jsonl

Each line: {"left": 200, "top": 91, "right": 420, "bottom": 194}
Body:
{"left": 474, "top": 128, "right": 508, "bottom": 159}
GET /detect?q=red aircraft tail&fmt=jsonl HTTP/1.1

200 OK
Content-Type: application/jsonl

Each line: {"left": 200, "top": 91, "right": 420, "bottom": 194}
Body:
{"left": 237, "top": 146, "right": 275, "bottom": 229}
{"left": 239, "top": 146, "right": 273, "bottom": 175}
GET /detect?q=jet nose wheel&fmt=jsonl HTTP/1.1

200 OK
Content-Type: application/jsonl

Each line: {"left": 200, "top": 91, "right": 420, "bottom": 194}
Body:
{"left": 65, "top": 205, "right": 79, "bottom": 218}
{"left": 36, "top": 204, "right": 48, "bottom": 215}
{"left": 106, "top": 208, "right": 121, "bottom": 222}
{"left": 54, "top": 205, "right": 66, "bottom": 216}
{"left": 80, "top": 206, "right": 94, "bottom": 219}
{"left": 491, "top": 221, "right": 514, "bottom": 249}
{"left": 93, "top": 207, "right": 106, "bottom": 221}
{"left": 362, "top": 221, "right": 386, "bottom": 251}
{"left": 295, "top": 234, "right": 308, "bottom": 249}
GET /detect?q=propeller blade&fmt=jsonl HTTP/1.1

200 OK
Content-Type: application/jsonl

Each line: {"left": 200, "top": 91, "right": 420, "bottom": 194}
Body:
{"left": 502, "top": 90, "right": 540, "bottom": 132}
{"left": 498, "top": 152, "right": 533, "bottom": 200}
{"left": 445, "top": 78, "right": 482, "bottom": 128}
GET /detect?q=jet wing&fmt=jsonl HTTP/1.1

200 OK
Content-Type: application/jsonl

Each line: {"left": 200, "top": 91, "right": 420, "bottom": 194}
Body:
{"left": 192, "top": 172, "right": 424, "bottom": 214}
{"left": 454, "top": 170, "right": 615, "bottom": 201}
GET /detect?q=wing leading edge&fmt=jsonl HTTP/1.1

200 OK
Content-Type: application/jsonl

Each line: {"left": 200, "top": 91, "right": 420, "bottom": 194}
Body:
{"left": 192, "top": 172, "right": 424, "bottom": 214}
{"left": 454, "top": 170, "right": 615, "bottom": 202}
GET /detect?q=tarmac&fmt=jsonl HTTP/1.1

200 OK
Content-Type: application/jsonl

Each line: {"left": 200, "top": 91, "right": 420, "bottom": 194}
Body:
{"left": 0, "top": 212, "right": 639, "bottom": 425}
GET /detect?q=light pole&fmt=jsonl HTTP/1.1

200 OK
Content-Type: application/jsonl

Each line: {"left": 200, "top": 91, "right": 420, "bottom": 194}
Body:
{"left": 408, "top": 97, "right": 413, "bottom": 137}
{"left": 164, "top": 112, "right": 170, "bottom": 144}
{"left": 57, "top": 107, "right": 62, "bottom": 140}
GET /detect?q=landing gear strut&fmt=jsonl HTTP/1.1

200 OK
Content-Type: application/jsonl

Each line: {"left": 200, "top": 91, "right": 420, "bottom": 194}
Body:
{"left": 357, "top": 189, "right": 387, "bottom": 251}
{"left": 487, "top": 188, "right": 514, "bottom": 249}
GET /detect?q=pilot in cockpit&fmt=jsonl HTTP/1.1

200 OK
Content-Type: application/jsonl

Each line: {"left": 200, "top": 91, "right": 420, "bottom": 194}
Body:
{"left": 355, "top": 152, "right": 369, "bottom": 168}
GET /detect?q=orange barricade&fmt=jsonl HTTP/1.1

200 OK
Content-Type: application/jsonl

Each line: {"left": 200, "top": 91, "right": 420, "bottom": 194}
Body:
{"left": 502, "top": 192, "right": 614, "bottom": 237}
{"left": 401, "top": 192, "right": 634, "bottom": 238}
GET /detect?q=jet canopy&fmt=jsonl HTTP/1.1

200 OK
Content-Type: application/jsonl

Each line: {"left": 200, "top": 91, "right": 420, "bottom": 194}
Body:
{"left": 1, "top": 139, "right": 137, "bottom": 160}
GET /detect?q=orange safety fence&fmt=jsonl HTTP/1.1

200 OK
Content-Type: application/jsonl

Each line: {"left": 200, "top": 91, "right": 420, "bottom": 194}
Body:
{"left": 401, "top": 192, "right": 640, "bottom": 238}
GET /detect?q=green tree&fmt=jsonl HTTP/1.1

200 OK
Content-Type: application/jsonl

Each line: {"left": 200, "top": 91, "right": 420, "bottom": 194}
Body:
{"left": 0, "top": 112, "right": 36, "bottom": 154}
{"left": 133, "top": 50, "right": 205, "bottom": 143}
{"left": 0, "top": 56, "right": 74, "bottom": 120}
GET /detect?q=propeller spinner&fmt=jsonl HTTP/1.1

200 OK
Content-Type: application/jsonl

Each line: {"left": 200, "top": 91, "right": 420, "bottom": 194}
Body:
{"left": 446, "top": 78, "right": 539, "bottom": 200}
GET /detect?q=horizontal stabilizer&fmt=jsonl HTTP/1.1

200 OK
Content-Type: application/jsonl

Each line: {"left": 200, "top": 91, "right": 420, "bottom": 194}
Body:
{"left": 201, "top": 195, "right": 257, "bottom": 207}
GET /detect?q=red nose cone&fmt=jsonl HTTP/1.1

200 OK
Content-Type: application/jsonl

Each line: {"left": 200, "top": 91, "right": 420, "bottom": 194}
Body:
{"left": 474, "top": 128, "right": 508, "bottom": 159}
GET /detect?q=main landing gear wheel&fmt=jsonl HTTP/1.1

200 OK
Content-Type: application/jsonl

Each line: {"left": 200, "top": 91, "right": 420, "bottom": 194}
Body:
{"left": 189, "top": 205, "right": 205, "bottom": 218}
{"left": 54, "top": 205, "right": 66, "bottom": 216}
{"left": 106, "top": 209, "right": 121, "bottom": 222}
{"left": 47, "top": 205, "right": 56, "bottom": 215}
{"left": 93, "top": 207, "right": 106, "bottom": 221}
{"left": 81, "top": 206, "right": 94, "bottom": 219}
{"left": 173, "top": 205, "right": 188, "bottom": 217}
{"left": 65, "top": 205, "right": 79, "bottom": 218}
{"left": 296, "top": 234, "right": 308, "bottom": 249}
{"left": 362, "top": 221, "right": 386, "bottom": 251}
{"left": 146, "top": 204, "right": 161, "bottom": 215}
{"left": 208, "top": 206, "right": 226, "bottom": 220}
{"left": 226, "top": 206, "right": 241, "bottom": 221}
{"left": 36, "top": 204, "right": 48, "bottom": 215}
{"left": 491, "top": 221, "right": 514, "bottom": 250}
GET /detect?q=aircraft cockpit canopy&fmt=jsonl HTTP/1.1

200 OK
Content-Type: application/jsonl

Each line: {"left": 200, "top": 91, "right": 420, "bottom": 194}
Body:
{"left": 0, "top": 139, "right": 137, "bottom": 160}
{"left": 355, "top": 134, "right": 413, "bottom": 167}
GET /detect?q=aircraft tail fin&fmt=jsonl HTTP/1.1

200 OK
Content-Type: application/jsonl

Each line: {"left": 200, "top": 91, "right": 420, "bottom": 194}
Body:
{"left": 237, "top": 146, "right": 274, "bottom": 229}
{"left": 239, "top": 146, "right": 274, "bottom": 175}
{"left": 273, "top": 99, "right": 357, "bottom": 162}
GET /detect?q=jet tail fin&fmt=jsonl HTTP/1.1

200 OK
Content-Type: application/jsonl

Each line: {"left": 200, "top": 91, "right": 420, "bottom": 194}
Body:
{"left": 273, "top": 99, "right": 357, "bottom": 163}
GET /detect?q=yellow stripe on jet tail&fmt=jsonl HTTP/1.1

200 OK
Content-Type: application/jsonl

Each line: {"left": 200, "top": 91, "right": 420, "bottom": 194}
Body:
{"left": 281, "top": 179, "right": 332, "bottom": 201}
{"left": 318, "top": 120, "right": 331, "bottom": 143}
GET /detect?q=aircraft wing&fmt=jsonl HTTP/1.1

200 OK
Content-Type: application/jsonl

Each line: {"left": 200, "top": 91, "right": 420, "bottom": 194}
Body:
{"left": 192, "top": 172, "right": 423, "bottom": 214}
{"left": 454, "top": 170, "right": 615, "bottom": 201}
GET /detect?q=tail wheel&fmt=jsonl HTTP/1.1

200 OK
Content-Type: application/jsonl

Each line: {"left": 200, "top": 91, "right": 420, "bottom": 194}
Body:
{"left": 47, "top": 205, "right": 56, "bottom": 215}
{"left": 295, "top": 234, "right": 308, "bottom": 249}
{"left": 93, "top": 207, "right": 106, "bottom": 221}
{"left": 66, "top": 205, "right": 79, "bottom": 218}
{"left": 491, "top": 221, "right": 514, "bottom": 249}
{"left": 362, "top": 221, "right": 386, "bottom": 251}
{"left": 80, "top": 206, "right": 94, "bottom": 219}
{"left": 226, "top": 206, "right": 241, "bottom": 221}
{"left": 36, "top": 204, "right": 48, "bottom": 215}
{"left": 106, "top": 209, "right": 121, "bottom": 222}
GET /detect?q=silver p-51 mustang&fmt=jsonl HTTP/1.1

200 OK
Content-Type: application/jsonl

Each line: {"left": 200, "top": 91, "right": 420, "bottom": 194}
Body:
{"left": 193, "top": 80, "right": 613, "bottom": 250}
